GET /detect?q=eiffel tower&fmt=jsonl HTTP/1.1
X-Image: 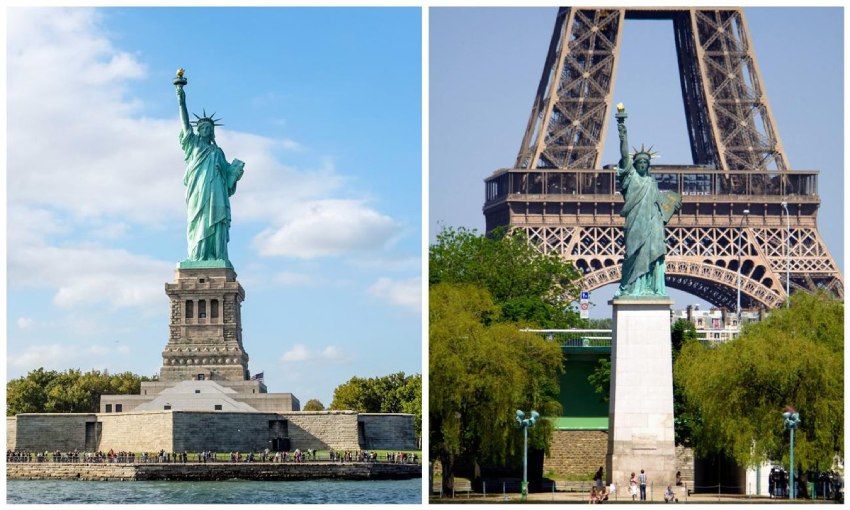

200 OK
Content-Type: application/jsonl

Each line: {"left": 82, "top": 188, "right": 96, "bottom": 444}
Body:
{"left": 484, "top": 7, "right": 842, "bottom": 310}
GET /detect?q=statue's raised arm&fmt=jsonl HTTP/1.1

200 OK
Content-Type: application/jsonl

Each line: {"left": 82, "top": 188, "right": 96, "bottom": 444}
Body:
{"left": 174, "top": 68, "right": 191, "bottom": 135}
{"left": 615, "top": 102, "right": 630, "bottom": 171}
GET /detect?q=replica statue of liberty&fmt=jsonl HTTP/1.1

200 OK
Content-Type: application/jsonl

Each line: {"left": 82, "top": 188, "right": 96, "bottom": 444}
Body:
{"left": 613, "top": 103, "right": 681, "bottom": 297}
{"left": 174, "top": 68, "right": 245, "bottom": 268}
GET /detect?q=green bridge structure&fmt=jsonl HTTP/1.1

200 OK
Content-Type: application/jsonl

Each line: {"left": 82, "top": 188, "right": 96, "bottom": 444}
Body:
{"left": 525, "top": 329, "right": 733, "bottom": 433}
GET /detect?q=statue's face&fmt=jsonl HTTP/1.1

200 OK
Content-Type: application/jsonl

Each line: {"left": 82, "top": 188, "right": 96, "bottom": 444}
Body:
{"left": 634, "top": 157, "right": 650, "bottom": 175}
{"left": 198, "top": 121, "right": 214, "bottom": 139}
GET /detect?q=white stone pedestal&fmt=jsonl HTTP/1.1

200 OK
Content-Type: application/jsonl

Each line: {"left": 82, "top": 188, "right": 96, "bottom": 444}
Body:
{"left": 605, "top": 297, "right": 677, "bottom": 490}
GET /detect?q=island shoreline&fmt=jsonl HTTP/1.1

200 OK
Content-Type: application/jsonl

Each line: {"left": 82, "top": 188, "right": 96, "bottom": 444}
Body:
{"left": 7, "top": 462, "right": 422, "bottom": 482}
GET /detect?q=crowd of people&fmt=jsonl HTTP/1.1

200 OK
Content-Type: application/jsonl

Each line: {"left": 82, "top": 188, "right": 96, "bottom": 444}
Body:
{"left": 587, "top": 466, "right": 684, "bottom": 503}
{"left": 7, "top": 448, "right": 420, "bottom": 465}
{"left": 769, "top": 467, "right": 843, "bottom": 500}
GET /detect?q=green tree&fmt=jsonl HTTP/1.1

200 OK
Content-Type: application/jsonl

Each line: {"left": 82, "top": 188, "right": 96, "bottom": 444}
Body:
{"left": 671, "top": 317, "right": 697, "bottom": 353}
{"left": 303, "top": 399, "right": 325, "bottom": 411}
{"left": 674, "top": 292, "right": 843, "bottom": 469}
{"left": 430, "top": 226, "right": 582, "bottom": 328}
{"left": 7, "top": 368, "right": 154, "bottom": 416}
{"left": 330, "top": 372, "right": 422, "bottom": 433}
{"left": 430, "top": 283, "right": 563, "bottom": 493}
{"left": 670, "top": 319, "right": 698, "bottom": 445}
{"left": 587, "top": 357, "right": 611, "bottom": 404}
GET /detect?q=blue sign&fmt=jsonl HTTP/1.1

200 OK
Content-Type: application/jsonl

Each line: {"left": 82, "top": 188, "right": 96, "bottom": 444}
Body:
{"left": 580, "top": 291, "right": 590, "bottom": 301}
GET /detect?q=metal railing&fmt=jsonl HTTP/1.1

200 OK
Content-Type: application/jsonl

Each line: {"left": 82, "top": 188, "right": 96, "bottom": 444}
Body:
{"left": 527, "top": 327, "right": 742, "bottom": 349}
{"left": 524, "top": 329, "right": 612, "bottom": 348}
{"left": 486, "top": 167, "right": 819, "bottom": 205}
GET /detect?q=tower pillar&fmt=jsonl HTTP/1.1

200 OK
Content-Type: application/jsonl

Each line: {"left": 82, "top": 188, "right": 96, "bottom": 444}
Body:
{"left": 161, "top": 267, "right": 249, "bottom": 382}
{"left": 606, "top": 297, "right": 677, "bottom": 488}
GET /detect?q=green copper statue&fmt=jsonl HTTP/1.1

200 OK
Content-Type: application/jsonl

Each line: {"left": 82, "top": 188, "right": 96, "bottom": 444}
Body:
{"left": 174, "top": 68, "right": 244, "bottom": 268}
{"left": 614, "top": 103, "right": 681, "bottom": 298}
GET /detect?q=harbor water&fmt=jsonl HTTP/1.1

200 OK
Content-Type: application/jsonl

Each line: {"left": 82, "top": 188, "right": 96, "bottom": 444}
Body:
{"left": 7, "top": 478, "right": 421, "bottom": 504}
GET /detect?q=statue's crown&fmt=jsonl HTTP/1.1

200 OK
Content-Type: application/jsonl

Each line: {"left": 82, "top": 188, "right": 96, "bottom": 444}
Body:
{"left": 631, "top": 143, "right": 660, "bottom": 161}
{"left": 191, "top": 109, "right": 224, "bottom": 127}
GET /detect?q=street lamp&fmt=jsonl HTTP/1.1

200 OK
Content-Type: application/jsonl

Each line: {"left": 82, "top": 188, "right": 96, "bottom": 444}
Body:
{"left": 737, "top": 208, "right": 750, "bottom": 321}
{"left": 782, "top": 407, "right": 801, "bottom": 499}
{"left": 780, "top": 201, "right": 790, "bottom": 307}
{"left": 515, "top": 409, "right": 539, "bottom": 501}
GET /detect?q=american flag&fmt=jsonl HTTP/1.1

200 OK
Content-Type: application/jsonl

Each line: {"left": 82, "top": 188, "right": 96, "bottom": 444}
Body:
{"left": 251, "top": 372, "right": 264, "bottom": 381}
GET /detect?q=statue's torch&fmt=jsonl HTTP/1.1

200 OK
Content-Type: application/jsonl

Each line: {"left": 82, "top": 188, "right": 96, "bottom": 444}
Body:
{"left": 173, "top": 68, "right": 187, "bottom": 87}
{"left": 615, "top": 102, "right": 627, "bottom": 123}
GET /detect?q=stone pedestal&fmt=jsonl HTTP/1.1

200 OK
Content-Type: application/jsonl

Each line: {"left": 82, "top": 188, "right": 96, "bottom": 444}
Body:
{"left": 605, "top": 297, "right": 677, "bottom": 489}
{"left": 160, "top": 267, "right": 250, "bottom": 382}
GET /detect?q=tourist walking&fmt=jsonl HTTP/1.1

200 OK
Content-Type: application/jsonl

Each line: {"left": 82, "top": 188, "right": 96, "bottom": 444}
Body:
{"left": 639, "top": 469, "right": 648, "bottom": 501}
{"left": 629, "top": 472, "right": 638, "bottom": 500}
{"left": 594, "top": 466, "right": 604, "bottom": 489}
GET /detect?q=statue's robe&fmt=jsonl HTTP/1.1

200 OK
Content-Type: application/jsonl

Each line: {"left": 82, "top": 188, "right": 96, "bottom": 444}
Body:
{"left": 180, "top": 129, "right": 244, "bottom": 262}
{"left": 617, "top": 157, "right": 681, "bottom": 294}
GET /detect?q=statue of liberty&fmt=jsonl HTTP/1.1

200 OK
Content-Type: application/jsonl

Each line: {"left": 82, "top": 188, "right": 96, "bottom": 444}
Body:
{"left": 614, "top": 103, "right": 681, "bottom": 297}
{"left": 174, "top": 69, "right": 244, "bottom": 268}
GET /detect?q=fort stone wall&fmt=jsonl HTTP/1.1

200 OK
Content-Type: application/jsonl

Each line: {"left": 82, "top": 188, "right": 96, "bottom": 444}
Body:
{"left": 359, "top": 414, "right": 417, "bottom": 450}
{"left": 99, "top": 411, "right": 174, "bottom": 452}
{"left": 283, "top": 411, "right": 361, "bottom": 451}
{"left": 7, "top": 417, "right": 17, "bottom": 450}
{"left": 172, "top": 411, "right": 276, "bottom": 452}
{"left": 8, "top": 414, "right": 94, "bottom": 452}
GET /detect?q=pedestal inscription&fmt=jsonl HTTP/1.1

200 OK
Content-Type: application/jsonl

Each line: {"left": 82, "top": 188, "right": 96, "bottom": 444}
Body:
{"left": 605, "top": 297, "right": 677, "bottom": 488}
{"left": 160, "top": 267, "right": 250, "bottom": 382}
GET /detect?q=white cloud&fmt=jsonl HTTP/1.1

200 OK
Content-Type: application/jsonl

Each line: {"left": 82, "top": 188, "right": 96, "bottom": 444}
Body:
{"left": 320, "top": 345, "right": 343, "bottom": 361}
{"left": 254, "top": 199, "right": 400, "bottom": 259}
{"left": 88, "top": 345, "right": 110, "bottom": 356}
{"left": 9, "top": 344, "right": 77, "bottom": 369}
{"left": 7, "top": 8, "right": 407, "bottom": 312}
{"left": 281, "top": 138, "right": 303, "bottom": 151}
{"left": 9, "top": 342, "right": 130, "bottom": 370}
{"left": 8, "top": 209, "right": 172, "bottom": 311}
{"left": 280, "top": 344, "right": 311, "bottom": 363}
{"left": 349, "top": 255, "right": 421, "bottom": 272}
{"left": 16, "top": 317, "right": 34, "bottom": 330}
{"left": 9, "top": 8, "right": 403, "bottom": 283}
{"left": 368, "top": 276, "right": 421, "bottom": 312}
{"left": 274, "top": 272, "right": 315, "bottom": 286}
{"left": 280, "top": 343, "right": 347, "bottom": 364}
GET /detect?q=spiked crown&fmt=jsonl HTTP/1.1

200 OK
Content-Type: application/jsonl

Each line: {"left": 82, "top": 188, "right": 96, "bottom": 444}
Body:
{"left": 631, "top": 143, "right": 660, "bottom": 162}
{"left": 190, "top": 109, "right": 224, "bottom": 127}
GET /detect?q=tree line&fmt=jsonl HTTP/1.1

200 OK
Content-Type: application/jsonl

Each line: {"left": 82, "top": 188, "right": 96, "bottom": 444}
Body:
{"left": 7, "top": 368, "right": 422, "bottom": 433}
{"left": 428, "top": 225, "right": 843, "bottom": 492}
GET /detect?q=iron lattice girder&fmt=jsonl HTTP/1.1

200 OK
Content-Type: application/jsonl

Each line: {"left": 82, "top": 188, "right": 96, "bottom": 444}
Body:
{"left": 492, "top": 8, "right": 842, "bottom": 309}
{"left": 516, "top": 7, "right": 788, "bottom": 172}
{"left": 482, "top": 167, "right": 843, "bottom": 308}
{"left": 514, "top": 222, "right": 842, "bottom": 309}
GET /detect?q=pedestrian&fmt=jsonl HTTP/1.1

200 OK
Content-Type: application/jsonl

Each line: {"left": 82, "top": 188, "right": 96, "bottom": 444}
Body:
{"left": 769, "top": 467, "right": 776, "bottom": 498}
{"left": 664, "top": 485, "right": 676, "bottom": 503}
{"left": 589, "top": 486, "right": 598, "bottom": 504}
{"left": 629, "top": 472, "right": 638, "bottom": 501}
{"left": 594, "top": 466, "right": 604, "bottom": 489}
{"left": 639, "top": 469, "right": 648, "bottom": 501}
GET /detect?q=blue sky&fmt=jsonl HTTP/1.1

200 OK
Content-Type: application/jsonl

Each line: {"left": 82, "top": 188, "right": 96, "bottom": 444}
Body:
{"left": 7, "top": 7, "right": 421, "bottom": 405}
{"left": 430, "top": 7, "right": 844, "bottom": 317}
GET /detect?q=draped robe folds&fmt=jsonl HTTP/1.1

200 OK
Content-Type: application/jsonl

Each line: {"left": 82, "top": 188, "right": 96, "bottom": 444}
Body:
{"left": 180, "top": 129, "right": 244, "bottom": 263}
{"left": 617, "top": 157, "right": 678, "bottom": 296}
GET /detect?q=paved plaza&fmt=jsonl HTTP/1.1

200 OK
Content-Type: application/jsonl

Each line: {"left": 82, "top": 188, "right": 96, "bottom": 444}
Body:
{"left": 431, "top": 492, "right": 836, "bottom": 504}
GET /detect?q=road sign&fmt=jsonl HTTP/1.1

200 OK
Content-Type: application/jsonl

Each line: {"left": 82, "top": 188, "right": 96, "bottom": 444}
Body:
{"left": 580, "top": 291, "right": 590, "bottom": 301}
{"left": 579, "top": 302, "right": 589, "bottom": 319}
